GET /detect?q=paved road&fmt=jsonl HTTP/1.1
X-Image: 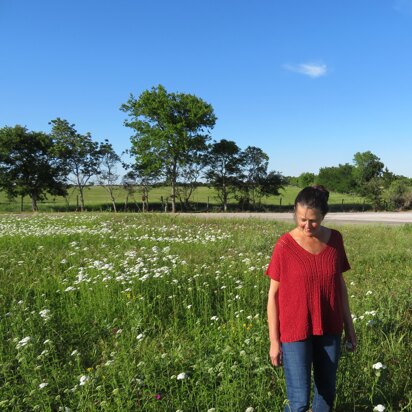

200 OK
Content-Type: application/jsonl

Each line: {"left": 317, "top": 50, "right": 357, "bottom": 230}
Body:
{"left": 178, "top": 211, "right": 412, "bottom": 225}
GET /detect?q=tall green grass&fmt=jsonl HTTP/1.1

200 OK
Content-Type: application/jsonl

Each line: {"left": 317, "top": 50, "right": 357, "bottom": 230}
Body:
{"left": 0, "top": 214, "right": 410, "bottom": 411}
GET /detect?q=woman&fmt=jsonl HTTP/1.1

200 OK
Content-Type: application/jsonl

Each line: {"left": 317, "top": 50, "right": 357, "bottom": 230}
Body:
{"left": 266, "top": 186, "right": 356, "bottom": 412}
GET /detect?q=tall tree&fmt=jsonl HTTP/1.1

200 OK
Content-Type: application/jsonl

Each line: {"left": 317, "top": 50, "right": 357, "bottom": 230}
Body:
{"left": 316, "top": 164, "right": 356, "bottom": 194}
{"left": 352, "top": 151, "right": 385, "bottom": 207}
{"left": 237, "top": 146, "right": 269, "bottom": 209}
{"left": 121, "top": 163, "right": 159, "bottom": 212}
{"left": 97, "top": 140, "right": 121, "bottom": 212}
{"left": 120, "top": 84, "right": 216, "bottom": 213}
{"left": 205, "top": 139, "right": 243, "bottom": 212}
{"left": 353, "top": 151, "right": 384, "bottom": 188}
{"left": 297, "top": 172, "right": 315, "bottom": 188}
{"left": 50, "top": 118, "right": 102, "bottom": 211}
{"left": 260, "top": 171, "right": 285, "bottom": 199}
{"left": 0, "top": 125, "right": 66, "bottom": 211}
{"left": 176, "top": 141, "right": 208, "bottom": 210}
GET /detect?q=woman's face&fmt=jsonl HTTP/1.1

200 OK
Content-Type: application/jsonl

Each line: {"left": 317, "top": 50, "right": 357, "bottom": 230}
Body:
{"left": 294, "top": 203, "right": 324, "bottom": 237}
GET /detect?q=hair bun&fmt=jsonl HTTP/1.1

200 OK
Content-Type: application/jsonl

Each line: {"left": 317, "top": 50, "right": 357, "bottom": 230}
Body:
{"left": 312, "top": 185, "right": 330, "bottom": 201}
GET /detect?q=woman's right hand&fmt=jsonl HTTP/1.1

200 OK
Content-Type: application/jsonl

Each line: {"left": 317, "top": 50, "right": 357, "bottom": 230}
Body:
{"left": 269, "top": 341, "right": 282, "bottom": 366}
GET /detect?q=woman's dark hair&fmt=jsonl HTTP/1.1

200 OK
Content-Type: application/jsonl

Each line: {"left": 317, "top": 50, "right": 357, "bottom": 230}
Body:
{"left": 294, "top": 185, "right": 330, "bottom": 216}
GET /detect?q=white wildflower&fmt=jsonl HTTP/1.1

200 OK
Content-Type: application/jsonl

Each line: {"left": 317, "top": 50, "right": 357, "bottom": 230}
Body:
{"left": 39, "top": 382, "right": 48, "bottom": 389}
{"left": 79, "top": 375, "right": 89, "bottom": 386}
{"left": 39, "top": 309, "right": 51, "bottom": 321}
{"left": 16, "top": 336, "right": 31, "bottom": 349}
{"left": 176, "top": 372, "right": 188, "bottom": 380}
{"left": 373, "top": 405, "right": 385, "bottom": 412}
{"left": 372, "top": 362, "right": 386, "bottom": 370}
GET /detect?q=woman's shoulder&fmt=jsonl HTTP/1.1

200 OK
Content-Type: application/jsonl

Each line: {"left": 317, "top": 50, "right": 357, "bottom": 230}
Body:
{"left": 274, "top": 232, "right": 293, "bottom": 248}
{"left": 329, "top": 228, "right": 345, "bottom": 245}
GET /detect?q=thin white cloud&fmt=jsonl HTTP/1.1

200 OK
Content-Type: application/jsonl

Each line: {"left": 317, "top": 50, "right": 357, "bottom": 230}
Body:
{"left": 283, "top": 62, "right": 328, "bottom": 78}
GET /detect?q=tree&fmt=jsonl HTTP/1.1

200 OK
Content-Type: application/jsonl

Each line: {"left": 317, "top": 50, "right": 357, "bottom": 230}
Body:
{"left": 352, "top": 151, "right": 385, "bottom": 206}
{"left": 176, "top": 145, "right": 208, "bottom": 210}
{"left": 0, "top": 125, "right": 66, "bottom": 211}
{"left": 120, "top": 85, "right": 216, "bottom": 213}
{"left": 297, "top": 172, "right": 315, "bottom": 188}
{"left": 362, "top": 176, "right": 385, "bottom": 211}
{"left": 237, "top": 146, "right": 284, "bottom": 209}
{"left": 384, "top": 178, "right": 412, "bottom": 210}
{"left": 353, "top": 151, "right": 384, "bottom": 188}
{"left": 122, "top": 165, "right": 159, "bottom": 212}
{"left": 205, "top": 139, "right": 243, "bottom": 212}
{"left": 237, "top": 146, "right": 268, "bottom": 209}
{"left": 50, "top": 118, "right": 103, "bottom": 211}
{"left": 316, "top": 164, "right": 356, "bottom": 194}
{"left": 260, "top": 171, "right": 285, "bottom": 199}
{"left": 97, "top": 140, "right": 121, "bottom": 212}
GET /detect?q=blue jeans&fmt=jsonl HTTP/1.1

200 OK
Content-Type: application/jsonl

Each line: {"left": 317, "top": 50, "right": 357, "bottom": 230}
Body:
{"left": 282, "top": 335, "right": 341, "bottom": 412}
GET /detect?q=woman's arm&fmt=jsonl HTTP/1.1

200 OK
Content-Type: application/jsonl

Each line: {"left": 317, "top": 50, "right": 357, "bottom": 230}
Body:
{"left": 267, "top": 279, "right": 282, "bottom": 365}
{"left": 340, "top": 275, "right": 357, "bottom": 351}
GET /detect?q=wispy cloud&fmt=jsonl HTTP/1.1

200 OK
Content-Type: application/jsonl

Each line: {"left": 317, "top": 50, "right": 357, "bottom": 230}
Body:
{"left": 283, "top": 62, "right": 328, "bottom": 78}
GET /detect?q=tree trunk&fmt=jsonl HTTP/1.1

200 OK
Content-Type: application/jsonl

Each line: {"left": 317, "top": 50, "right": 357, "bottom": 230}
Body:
{"left": 171, "top": 180, "right": 176, "bottom": 213}
{"left": 31, "top": 194, "right": 38, "bottom": 212}
{"left": 79, "top": 186, "right": 85, "bottom": 211}
{"left": 124, "top": 193, "right": 129, "bottom": 211}
{"left": 109, "top": 188, "right": 117, "bottom": 212}
{"left": 171, "top": 161, "right": 177, "bottom": 213}
{"left": 64, "top": 195, "right": 70, "bottom": 211}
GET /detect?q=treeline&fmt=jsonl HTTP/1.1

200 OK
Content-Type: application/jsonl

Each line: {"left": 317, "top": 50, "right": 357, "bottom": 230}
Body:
{"left": 1, "top": 84, "right": 411, "bottom": 212}
{"left": 0, "top": 85, "right": 284, "bottom": 212}
{"left": 289, "top": 152, "right": 412, "bottom": 211}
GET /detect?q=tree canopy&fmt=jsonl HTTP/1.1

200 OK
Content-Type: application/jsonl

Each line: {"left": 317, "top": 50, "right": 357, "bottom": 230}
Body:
{"left": 50, "top": 118, "right": 103, "bottom": 211}
{"left": 120, "top": 84, "right": 216, "bottom": 213}
{"left": 0, "top": 125, "right": 66, "bottom": 211}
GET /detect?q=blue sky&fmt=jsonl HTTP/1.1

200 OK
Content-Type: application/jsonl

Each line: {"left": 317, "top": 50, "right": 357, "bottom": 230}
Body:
{"left": 1, "top": 0, "right": 412, "bottom": 177}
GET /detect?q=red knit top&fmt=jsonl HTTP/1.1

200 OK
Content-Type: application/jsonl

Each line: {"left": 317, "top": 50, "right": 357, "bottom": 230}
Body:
{"left": 265, "top": 229, "right": 350, "bottom": 343}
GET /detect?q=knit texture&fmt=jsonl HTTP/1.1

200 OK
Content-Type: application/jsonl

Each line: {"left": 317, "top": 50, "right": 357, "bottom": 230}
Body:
{"left": 266, "top": 229, "right": 350, "bottom": 343}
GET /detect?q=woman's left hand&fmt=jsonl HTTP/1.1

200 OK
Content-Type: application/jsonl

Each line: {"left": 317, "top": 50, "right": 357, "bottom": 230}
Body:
{"left": 344, "top": 327, "right": 357, "bottom": 352}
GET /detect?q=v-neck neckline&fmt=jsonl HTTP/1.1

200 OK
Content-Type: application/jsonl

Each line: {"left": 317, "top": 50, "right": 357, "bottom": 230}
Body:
{"left": 286, "top": 229, "right": 333, "bottom": 257}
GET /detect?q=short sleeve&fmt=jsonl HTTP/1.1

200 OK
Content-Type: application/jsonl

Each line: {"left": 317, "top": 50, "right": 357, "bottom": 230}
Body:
{"left": 265, "top": 241, "right": 282, "bottom": 281}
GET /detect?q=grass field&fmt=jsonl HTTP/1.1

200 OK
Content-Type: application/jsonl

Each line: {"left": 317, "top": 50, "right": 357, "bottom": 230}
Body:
{"left": 0, "top": 185, "right": 369, "bottom": 213}
{"left": 0, "top": 213, "right": 410, "bottom": 411}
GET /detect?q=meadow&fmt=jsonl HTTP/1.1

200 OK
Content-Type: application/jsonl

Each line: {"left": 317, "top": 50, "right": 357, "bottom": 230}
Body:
{"left": 0, "top": 213, "right": 410, "bottom": 411}
{"left": 0, "top": 185, "right": 368, "bottom": 213}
